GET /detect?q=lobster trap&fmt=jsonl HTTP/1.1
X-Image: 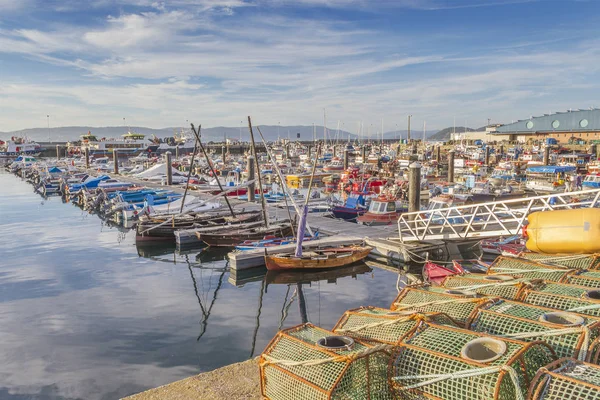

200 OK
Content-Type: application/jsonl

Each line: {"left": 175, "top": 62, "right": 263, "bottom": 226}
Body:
{"left": 529, "top": 358, "right": 600, "bottom": 399}
{"left": 390, "top": 286, "right": 494, "bottom": 327}
{"left": 516, "top": 253, "right": 600, "bottom": 270}
{"left": 520, "top": 286, "right": 600, "bottom": 319}
{"left": 332, "top": 306, "right": 457, "bottom": 345}
{"left": 259, "top": 323, "right": 393, "bottom": 400}
{"left": 470, "top": 306, "right": 600, "bottom": 361}
{"left": 390, "top": 324, "right": 556, "bottom": 400}
{"left": 486, "top": 256, "right": 572, "bottom": 282}
{"left": 440, "top": 275, "right": 540, "bottom": 300}
{"left": 565, "top": 271, "right": 600, "bottom": 289}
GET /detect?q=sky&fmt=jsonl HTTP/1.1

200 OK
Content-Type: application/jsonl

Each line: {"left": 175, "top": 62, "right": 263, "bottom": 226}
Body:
{"left": 0, "top": 0, "right": 599, "bottom": 133}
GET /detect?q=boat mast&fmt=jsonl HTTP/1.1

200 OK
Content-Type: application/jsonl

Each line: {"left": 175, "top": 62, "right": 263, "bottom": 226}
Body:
{"left": 190, "top": 123, "right": 236, "bottom": 217}
{"left": 247, "top": 116, "right": 269, "bottom": 228}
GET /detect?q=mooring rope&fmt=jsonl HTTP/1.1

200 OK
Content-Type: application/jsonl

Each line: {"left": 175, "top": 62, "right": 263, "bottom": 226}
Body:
{"left": 492, "top": 267, "right": 575, "bottom": 274}
{"left": 393, "top": 297, "right": 482, "bottom": 310}
{"left": 452, "top": 279, "right": 529, "bottom": 291}
{"left": 392, "top": 365, "right": 525, "bottom": 400}
{"left": 262, "top": 343, "right": 393, "bottom": 367}
{"left": 567, "top": 303, "right": 600, "bottom": 313}
{"left": 335, "top": 315, "right": 421, "bottom": 334}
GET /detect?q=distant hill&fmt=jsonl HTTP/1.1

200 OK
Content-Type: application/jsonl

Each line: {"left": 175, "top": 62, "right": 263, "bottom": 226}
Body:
{"left": 0, "top": 125, "right": 355, "bottom": 143}
{"left": 0, "top": 125, "right": 441, "bottom": 143}
{"left": 429, "top": 126, "right": 478, "bottom": 141}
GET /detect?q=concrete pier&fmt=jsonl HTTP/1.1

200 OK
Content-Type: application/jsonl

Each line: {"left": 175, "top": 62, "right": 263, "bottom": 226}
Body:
{"left": 122, "top": 358, "right": 260, "bottom": 400}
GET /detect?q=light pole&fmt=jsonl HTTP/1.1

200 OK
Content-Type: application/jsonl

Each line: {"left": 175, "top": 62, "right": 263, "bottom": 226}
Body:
{"left": 239, "top": 120, "right": 243, "bottom": 142}
{"left": 407, "top": 114, "right": 412, "bottom": 142}
{"left": 47, "top": 115, "right": 50, "bottom": 143}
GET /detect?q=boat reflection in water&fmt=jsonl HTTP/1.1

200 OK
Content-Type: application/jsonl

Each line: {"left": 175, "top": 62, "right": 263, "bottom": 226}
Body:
{"left": 265, "top": 262, "right": 373, "bottom": 286}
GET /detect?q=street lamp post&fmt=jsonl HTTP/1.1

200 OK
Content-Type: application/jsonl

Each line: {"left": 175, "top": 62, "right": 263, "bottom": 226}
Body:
{"left": 407, "top": 114, "right": 412, "bottom": 142}
{"left": 47, "top": 115, "right": 50, "bottom": 143}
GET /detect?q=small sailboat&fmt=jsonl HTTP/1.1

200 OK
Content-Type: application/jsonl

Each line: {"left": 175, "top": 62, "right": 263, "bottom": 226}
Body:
{"left": 264, "top": 205, "right": 372, "bottom": 271}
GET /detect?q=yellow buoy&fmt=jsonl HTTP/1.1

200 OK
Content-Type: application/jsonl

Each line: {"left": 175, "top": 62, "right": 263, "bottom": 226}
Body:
{"left": 525, "top": 208, "right": 600, "bottom": 254}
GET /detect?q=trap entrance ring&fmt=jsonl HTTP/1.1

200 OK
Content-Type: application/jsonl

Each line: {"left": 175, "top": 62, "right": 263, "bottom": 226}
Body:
{"left": 460, "top": 337, "right": 507, "bottom": 364}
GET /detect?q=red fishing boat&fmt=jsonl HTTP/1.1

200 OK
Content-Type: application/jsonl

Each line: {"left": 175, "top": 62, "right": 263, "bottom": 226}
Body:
{"left": 357, "top": 195, "right": 407, "bottom": 226}
{"left": 422, "top": 261, "right": 465, "bottom": 285}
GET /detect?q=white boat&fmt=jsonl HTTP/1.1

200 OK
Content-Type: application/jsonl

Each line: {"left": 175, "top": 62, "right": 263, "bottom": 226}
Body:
{"left": 122, "top": 196, "right": 221, "bottom": 220}
{"left": 79, "top": 131, "right": 154, "bottom": 157}
{"left": 525, "top": 165, "right": 576, "bottom": 193}
{"left": 0, "top": 138, "right": 43, "bottom": 158}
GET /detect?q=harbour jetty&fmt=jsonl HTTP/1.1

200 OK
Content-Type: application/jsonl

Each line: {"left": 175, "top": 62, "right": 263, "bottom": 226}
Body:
{"left": 5, "top": 121, "right": 600, "bottom": 400}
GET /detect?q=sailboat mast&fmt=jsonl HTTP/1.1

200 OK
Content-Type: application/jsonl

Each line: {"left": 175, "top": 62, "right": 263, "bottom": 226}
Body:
{"left": 247, "top": 116, "right": 269, "bottom": 228}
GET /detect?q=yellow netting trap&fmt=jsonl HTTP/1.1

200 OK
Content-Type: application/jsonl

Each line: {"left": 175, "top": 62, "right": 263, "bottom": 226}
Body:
{"left": 529, "top": 358, "right": 600, "bottom": 399}
{"left": 390, "top": 286, "right": 494, "bottom": 327}
{"left": 389, "top": 323, "right": 556, "bottom": 400}
{"left": 440, "top": 274, "right": 540, "bottom": 300}
{"left": 516, "top": 253, "right": 600, "bottom": 270}
{"left": 259, "top": 323, "right": 394, "bottom": 400}
{"left": 331, "top": 306, "right": 458, "bottom": 345}
{"left": 486, "top": 256, "right": 573, "bottom": 282}
{"left": 469, "top": 305, "right": 600, "bottom": 362}
{"left": 565, "top": 271, "right": 600, "bottom": 289}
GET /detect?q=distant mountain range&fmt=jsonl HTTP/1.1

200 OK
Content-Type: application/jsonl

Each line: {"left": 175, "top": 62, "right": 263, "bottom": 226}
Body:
{"left": 0, "top": 125, "right": 442, "bottom": 143}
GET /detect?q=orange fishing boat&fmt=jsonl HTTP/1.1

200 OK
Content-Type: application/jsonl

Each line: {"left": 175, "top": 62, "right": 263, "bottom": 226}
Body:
{"left": 264, "top": 245, "right": 373, "bottom": 271}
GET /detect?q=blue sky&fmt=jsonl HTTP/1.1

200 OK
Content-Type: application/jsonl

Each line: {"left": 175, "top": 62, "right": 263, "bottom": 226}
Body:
{"left": 0, "top": 0, "right": 599, "bottom": 132}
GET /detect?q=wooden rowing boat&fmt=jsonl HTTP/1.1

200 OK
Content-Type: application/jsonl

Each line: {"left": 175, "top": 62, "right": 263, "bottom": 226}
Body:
{"left": 264, "top": 245, "right": 373, "bottom": 271}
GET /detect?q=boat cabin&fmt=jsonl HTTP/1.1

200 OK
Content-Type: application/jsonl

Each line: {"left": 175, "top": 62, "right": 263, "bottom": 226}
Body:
{"left": 525, "top": 165, "right": 576, "bottom": 193}
{"left": 583, "top": 174, "right": 600, "bottom": 188}
{"left": 367, "top": 197, "right": 396, "bottom": 213}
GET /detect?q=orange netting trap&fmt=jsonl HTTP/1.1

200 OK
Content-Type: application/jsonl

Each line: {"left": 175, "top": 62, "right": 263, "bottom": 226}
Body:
{"left": 529, "top": 358, "right": 600, "bottom": 399}
{"left": 259, "top": 323, "right": 394, "bottom": 400}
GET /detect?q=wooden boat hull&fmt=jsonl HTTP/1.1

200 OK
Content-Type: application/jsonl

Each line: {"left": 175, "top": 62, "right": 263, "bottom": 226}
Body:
{"left": 357, "top": 212, "right": 401, "bottom": 226}
{"left": 264, "top": 246, "right": 373, "bottom": 271}
{"left": 200, "top": 225, "right": 294, "bottom": 247}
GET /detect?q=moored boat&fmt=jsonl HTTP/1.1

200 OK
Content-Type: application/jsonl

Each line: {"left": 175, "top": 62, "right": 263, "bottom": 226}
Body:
{"left": 357, "top": 195, "right": 406, "bottom": 226}
{"left": 264, "top": 245, "right": 372, "bottom": 271}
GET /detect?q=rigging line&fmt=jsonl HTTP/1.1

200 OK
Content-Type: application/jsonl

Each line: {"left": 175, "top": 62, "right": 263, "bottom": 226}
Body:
{"left": 250, "top": 277, "right": 267, "bottom": 358}
{"left": 197, "top": 268, "right": 226, "bottom": 341}
{"left": 279, "top": 287, "right": 298, "bottom": 331}
{"left": 278, "top": 286, "right": 291, "bottom": 330}
{"left": 185, "top": 254, "right": 207, "bottom": 317}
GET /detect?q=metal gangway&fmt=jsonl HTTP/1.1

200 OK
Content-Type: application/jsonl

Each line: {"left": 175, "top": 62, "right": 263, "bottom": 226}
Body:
{"left": 398, "top": 188, "right": 600, "bottom": 242}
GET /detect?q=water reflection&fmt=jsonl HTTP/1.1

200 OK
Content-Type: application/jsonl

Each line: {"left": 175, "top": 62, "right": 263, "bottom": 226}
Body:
{"left": 0, "top": 171, "right": 401, "bottom": 400}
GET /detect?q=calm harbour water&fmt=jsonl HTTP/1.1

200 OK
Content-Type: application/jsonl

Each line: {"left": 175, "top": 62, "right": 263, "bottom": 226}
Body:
{"left": 0, "top": 171, "right": 400, "bottom": 400}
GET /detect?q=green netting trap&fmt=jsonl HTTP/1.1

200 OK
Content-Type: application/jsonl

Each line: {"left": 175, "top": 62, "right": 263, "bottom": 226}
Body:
{"left": 470, "top": 306, "right": 600, "bottom": 361}
{"left": 389, "top": 324, "right": 556, "bottom": 400}
{"left": 520, "top": 289, "right": 600, "bottom": 319}
{"left": 487, "top": 256, "right": 573, "bottom": 282}
{"left": 440, "top": 275, "right": 540, "bottom": 300}
{"left": 517, "top": 253, "right": 600, "bottom": 270}
{"left": 259, "top": 323, "right": 393, "bottom": 400}
{"left": 332, "top": 306, "right": 458, "bottom": 345}
{"left": 531, "top": 282, "right": 600, "bottom": 298}
{"left": 529, "top": 358, "right": 600, "bottom": 400}
{"left": 390, "top": 286, "right": 494, "bottom": 327}
{"left": 566, "top": 271, "right": 600, "bottom": 289}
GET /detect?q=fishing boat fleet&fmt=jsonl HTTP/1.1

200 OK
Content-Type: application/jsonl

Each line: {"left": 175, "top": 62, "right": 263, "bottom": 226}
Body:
{"left": 7, "top": 127, "right": 600, "bottom": 400}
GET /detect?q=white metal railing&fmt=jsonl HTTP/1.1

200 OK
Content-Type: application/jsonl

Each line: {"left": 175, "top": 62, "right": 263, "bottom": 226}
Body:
{"left": 398, "top": 189, "right": 600, "bottom": 242}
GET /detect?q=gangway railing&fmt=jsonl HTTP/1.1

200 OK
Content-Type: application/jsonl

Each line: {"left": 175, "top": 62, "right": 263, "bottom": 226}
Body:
{"left": 398, "top": 188, "right": 600, "bottom": 242}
